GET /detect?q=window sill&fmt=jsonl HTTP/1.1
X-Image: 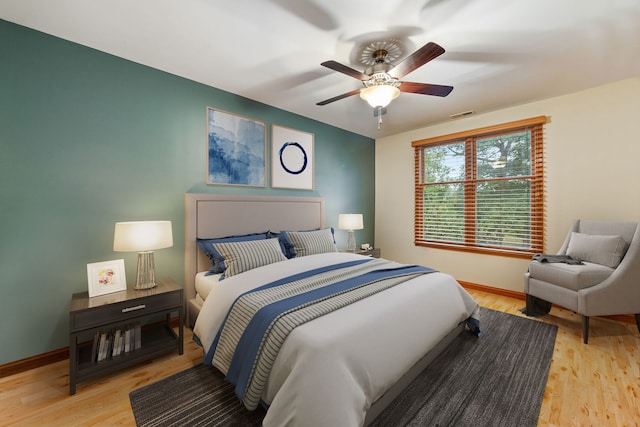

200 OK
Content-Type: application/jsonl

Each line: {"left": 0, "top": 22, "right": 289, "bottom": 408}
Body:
{"left": 414, "top": 241, "right": 536, "bottom": 259}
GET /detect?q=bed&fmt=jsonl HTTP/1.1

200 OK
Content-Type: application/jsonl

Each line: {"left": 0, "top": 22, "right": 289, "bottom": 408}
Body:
{"left": 185, "top": 193, "right": 480, "bottom": 426}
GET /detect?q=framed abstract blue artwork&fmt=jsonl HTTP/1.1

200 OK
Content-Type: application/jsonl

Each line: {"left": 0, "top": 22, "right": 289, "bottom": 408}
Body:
{"left": 207, "top": 107, "right": 266, "bottom": 187}
{"left": 271, "top": 124, "right": 314, "bottom": 190}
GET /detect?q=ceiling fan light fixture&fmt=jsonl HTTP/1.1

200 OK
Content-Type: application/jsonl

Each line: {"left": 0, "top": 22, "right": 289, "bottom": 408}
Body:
{"left": 316, "top": 41, "right": 452, "bottom": 130}
{"left": 359, "top": 85, "right": 400, "bottom": 108}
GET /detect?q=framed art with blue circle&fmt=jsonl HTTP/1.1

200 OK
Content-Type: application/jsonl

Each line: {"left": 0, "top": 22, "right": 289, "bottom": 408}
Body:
{"left": 271, "top": 124, "right": 314, "bottom": 190}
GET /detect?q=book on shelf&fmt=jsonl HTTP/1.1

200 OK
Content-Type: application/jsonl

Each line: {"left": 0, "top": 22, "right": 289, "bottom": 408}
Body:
{"left": 134, "top": 323, "right": 142, "bottom": 349}
{"left": 97, "top": 331, "right": 108, "bottom": 362}
{"left": 91, "top": 331, "right": 100, "bottom": 363}
{"left": 93, "top": 321, "right": 141, "bottom": 363}
{"left": 124, "top": 327, "right": 131, "bottom": 353}
{"left": 106, "top": 333, "right": 113, "bottom": 361}
{"left": 112, "top": 329, "right": 122, "bottom": 358}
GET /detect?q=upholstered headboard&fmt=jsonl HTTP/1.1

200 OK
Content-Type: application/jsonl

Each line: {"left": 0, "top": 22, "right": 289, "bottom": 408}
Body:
{"left": 184, "top": 193, "right": 325, "bottom": 325}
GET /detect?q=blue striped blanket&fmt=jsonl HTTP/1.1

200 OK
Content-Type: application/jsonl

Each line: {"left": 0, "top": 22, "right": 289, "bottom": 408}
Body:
{"left": 205, "top": 258, "right": 436, "bottom": 410}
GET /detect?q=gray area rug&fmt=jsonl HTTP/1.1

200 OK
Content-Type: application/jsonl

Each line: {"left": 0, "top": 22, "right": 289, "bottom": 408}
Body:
{"left": 129, "top": 363, "right": 266, "bottom": 427}
{"left": 369, "top": 307, "right": 557, "bottom": 427}
{"left": 130, "top": 308, "right": 557, "bottom": 427}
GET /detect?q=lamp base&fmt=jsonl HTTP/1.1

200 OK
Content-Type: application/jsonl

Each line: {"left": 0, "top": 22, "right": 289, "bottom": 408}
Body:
{"left": 134, "top": 251, "right": 157, "bottom": 290}
{"left": 346, "top": 230, "right": 356, "bottom": 252}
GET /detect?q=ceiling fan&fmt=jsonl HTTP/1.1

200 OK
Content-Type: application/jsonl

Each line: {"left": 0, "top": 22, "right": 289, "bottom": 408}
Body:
{"left": 317, "top": 41, "right": 453, "bottom": 128}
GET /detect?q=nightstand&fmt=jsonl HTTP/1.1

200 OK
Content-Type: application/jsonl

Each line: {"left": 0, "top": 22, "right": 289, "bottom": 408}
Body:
{"left": 356, "top": 248, "right": 381, "bottom": 258}
{"left": 69, "top": 278, "right": 183, "bottom": 395}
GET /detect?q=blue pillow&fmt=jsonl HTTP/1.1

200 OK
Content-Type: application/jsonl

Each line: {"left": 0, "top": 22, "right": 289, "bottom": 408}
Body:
{"left": 197, "top": 232, "right": 268, "bottom": 275}
{"left": 268, "top": 231, "right": 296, "bottom": 259}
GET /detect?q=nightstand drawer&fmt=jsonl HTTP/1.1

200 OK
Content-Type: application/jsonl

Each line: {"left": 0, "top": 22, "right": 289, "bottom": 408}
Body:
{"left": 71, "top": 290, "right": 181, "bottom": 332}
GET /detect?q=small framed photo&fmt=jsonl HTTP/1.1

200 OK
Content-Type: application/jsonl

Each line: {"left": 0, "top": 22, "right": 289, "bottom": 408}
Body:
{"left": 271, "top": 124, "right": 314, "bottom": 190}
{"left": 87, "top": 259, "right": 127, "bottom": 297}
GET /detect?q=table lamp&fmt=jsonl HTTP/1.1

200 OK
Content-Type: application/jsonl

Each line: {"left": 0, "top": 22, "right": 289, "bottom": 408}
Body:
{"left": 113, "top": 220, "right": 173, "bottom": 290}
{"left": 338, "top": 214, "right": 363, "bottom": 252}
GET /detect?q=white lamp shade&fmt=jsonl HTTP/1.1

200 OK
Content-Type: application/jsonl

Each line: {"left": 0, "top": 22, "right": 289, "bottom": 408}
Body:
{"left": 113, "top": 221, "right": 173, "bottom": 252}
{"left": 338, "top": 214, "right": 364, "bottom": 231}
{"left": 359, "top": 85, "right": 400, "bottom": 108}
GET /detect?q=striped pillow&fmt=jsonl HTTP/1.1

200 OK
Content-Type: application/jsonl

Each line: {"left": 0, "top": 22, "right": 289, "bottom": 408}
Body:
{"left": 213, "top": 238, "right": 287, "bottom": 279}
{"left": 197, "top": 232, "right": 268, "bottom": 275}
{"left": 285, "top": 228, "right": 338, "bottom": 257}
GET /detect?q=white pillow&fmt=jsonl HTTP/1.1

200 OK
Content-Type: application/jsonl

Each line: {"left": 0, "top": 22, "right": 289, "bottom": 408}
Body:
{"left": 195, "top": 272, "right": 222, "bottom": 301}
{"left": 566, "top": 232, "right": 626, "bottom": 268}
{"left": 212, "top": 238, "right": 287, "bottom": 278}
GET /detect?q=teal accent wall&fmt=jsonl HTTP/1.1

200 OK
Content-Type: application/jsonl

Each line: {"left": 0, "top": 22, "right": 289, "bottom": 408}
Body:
{"left": 0, "top": 20, "right": 375, "bottom": 365}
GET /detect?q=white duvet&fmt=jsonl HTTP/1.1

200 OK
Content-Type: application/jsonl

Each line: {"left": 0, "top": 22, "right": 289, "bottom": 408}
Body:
{"left": 194, "top": 252, "right": 479, "bottom": 427}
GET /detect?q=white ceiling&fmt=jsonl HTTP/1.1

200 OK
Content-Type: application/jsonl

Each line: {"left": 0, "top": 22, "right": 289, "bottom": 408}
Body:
{"left": 3, "top": 0, "right": 640, "bottom": 138}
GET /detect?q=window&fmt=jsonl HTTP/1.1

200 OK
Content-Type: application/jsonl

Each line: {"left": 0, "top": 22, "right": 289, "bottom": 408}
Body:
{"left": 413, "top": 116, "right": 545, "bottom": 258}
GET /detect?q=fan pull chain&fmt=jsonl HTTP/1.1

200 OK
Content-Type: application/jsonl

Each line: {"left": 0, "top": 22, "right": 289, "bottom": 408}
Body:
{"left": 377, "top": 106, "right": 383, "bottom": 130}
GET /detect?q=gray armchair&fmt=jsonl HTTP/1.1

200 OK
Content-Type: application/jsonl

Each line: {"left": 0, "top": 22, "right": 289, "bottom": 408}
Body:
{"left": 523, "top": 219, "right": 640, "bottom": 343}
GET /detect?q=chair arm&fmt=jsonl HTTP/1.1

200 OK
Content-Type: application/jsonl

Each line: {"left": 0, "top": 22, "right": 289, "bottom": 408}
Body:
{"left": 579, "top": 228, "right": 640, "bottom": 316}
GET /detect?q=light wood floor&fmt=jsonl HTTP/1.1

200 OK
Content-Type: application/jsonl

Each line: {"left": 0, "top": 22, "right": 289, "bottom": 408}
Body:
{"left": 1, "top": 289, "right": 639, "bottom": 426}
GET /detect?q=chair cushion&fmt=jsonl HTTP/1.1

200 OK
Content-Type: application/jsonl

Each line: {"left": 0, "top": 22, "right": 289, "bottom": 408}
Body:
{"left": 566, "top": 232, "right": 627, "bottom": 268}
{"left": 528, "top": 260, "right": 614, "bottom": 292}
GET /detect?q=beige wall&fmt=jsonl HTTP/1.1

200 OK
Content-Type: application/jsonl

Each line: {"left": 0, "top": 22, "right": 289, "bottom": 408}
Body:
{"left": 375, "top": 77, "right": 640, "bottom": 292}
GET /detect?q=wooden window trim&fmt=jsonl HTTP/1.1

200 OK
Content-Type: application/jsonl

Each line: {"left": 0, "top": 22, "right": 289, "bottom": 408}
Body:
{"left": 414, "top": 116, "right": 546, "bottom": 258}
{"left": 411, "top": 116, "right": 547, "bottom": 147}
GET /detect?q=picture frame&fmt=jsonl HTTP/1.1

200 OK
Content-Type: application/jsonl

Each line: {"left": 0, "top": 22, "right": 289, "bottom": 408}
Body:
{"left": 87, "top": 259, "right": 127, "bottom": 297}
{"left": 206, "top": 107, "right": 266, "bottom": 187}
{"left": 271, "top": 124, "right": 314, "bottom": 190}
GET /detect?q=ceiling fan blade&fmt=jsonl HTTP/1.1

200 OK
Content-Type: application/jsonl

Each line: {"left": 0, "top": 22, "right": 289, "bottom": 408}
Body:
{"left": 390, "top": 42, "right": 445, "bottom": 79}
{"left": 400, "top": 81, "right": 453, "bottom": 97}
{"left": 316, "top": 89, "right": 361, "bottom": 106}
{"left": 321, "top": 60, "right": 369, "bottom": 80}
